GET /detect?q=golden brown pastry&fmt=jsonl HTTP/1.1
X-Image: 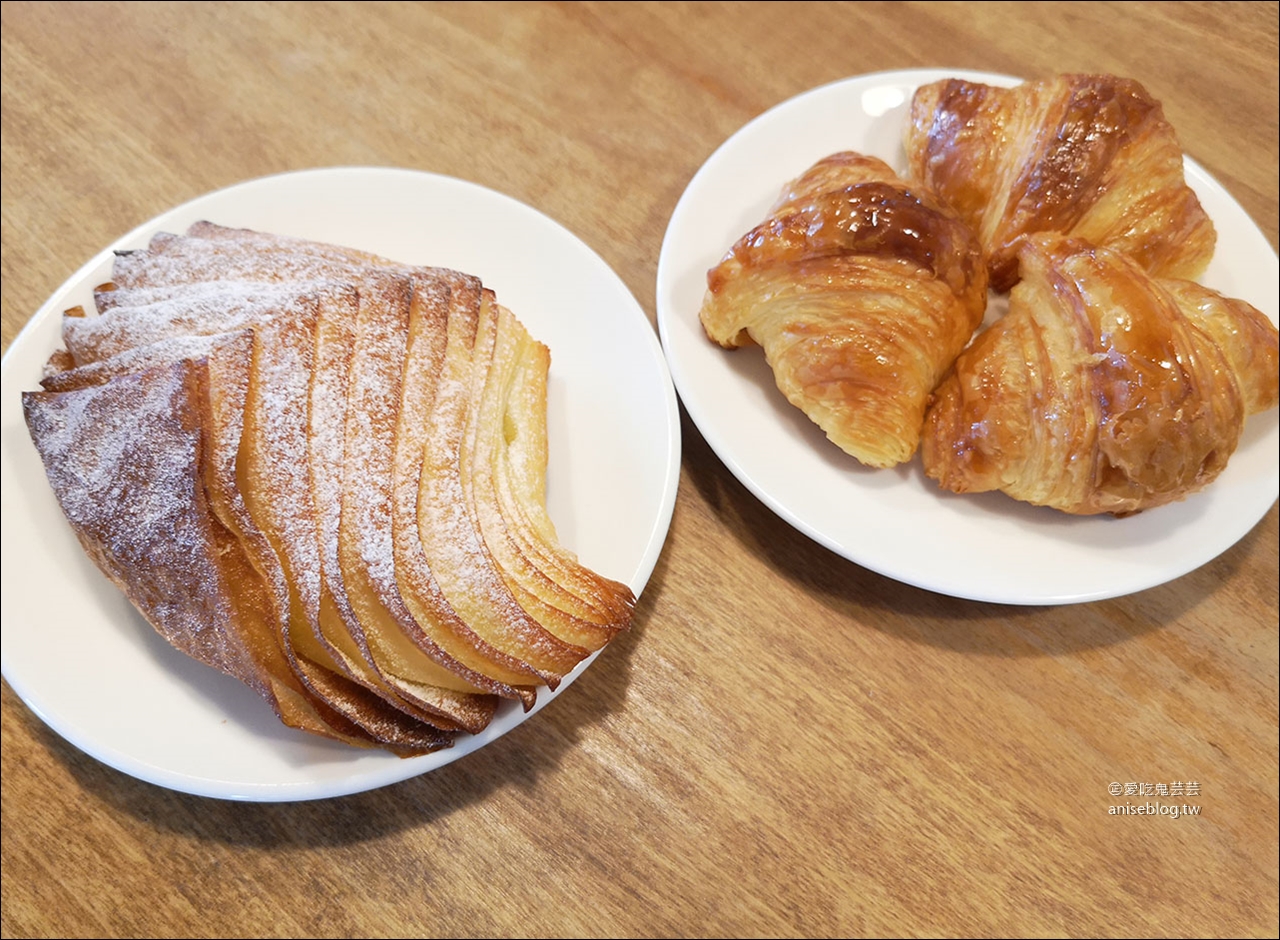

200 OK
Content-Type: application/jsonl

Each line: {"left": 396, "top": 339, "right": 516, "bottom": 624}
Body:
{"left": 102, "top": 231, "right": 529, "bottom": 726}
{"left": 23, "top": 359, "right": 451, "bottom": 755}
{"left": 22, "top": 221, "right": 636, "bottom": 754}
{"left": 1156, "top": 278, "right": 1280, "bottom": 417}
{"left": 172, "top": 224, "right": 626, "bottom": 701}
{"left": 904, "top": 74, "right": 1216, "bottom": 292}
{"left": 698, "top": 152, "right": 988, "bottom": 468}
{"left": 457, "top": 288, "right": 633, "bottom": 653}
{"left": 921, "top": 233, "right": 1279, "bottom": 515}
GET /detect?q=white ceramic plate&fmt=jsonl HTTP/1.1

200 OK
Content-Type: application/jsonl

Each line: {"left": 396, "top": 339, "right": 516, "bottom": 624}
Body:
{"left": 1, "top": 167, "right": 681, "bottom": 801}
{"left": 657, "top": 68, "right": 1279, "bottom": 605}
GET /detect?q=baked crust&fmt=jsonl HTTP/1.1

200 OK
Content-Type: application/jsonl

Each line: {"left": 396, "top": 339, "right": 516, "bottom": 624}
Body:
{"left": 22, "top": 222, "right": 636, "bottom": 754}
{"left": 920, "top": 234, "right": 1278, "bottom": 515}
{"left": 698, "top": 152, "right": 987, "bottom": 468}
{"left": 905, "top": 74, "right": 1216, "bottom": 291}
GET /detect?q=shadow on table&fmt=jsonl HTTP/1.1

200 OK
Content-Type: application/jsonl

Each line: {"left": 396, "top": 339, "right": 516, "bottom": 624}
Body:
{"left": 676, "top": 404, "right": 1268, "bottom": 658}
{"left": 8, "top": 544, "right": 667, "bottom": 847}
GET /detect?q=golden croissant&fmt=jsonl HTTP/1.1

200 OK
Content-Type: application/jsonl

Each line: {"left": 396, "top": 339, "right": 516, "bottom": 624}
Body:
{"left": 904, "top": 73, "right": 1216, "bottom": 292}
{"left": 698, "top": 152, "right": 988, "bottom": 468}
{"left": 921, "top": 233, "right": 1279, "bottom": 516}
{"left": 23, "top": 222, "right": 635, "bottom": 755}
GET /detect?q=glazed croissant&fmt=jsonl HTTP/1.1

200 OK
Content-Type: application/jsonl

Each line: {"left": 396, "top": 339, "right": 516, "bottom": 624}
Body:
{"left": 921, "top": 233, "right": 1279, "bottom": 516}
{"left": 698, "top": 152, "right": 988, "bottom": 468}
{"left": 904, "top": 74, "right": 1216, "bottom": 292}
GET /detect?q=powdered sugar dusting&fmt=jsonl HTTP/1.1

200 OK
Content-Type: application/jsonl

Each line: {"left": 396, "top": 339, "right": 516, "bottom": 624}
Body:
{"left": 20, "top": 220, "right": 634, "bottom": 752}
{"left": 69, "top": 281, "right": 328, "bottom": 365}
{"left": 22, "top": 363, "right": 246, "bottom": 675}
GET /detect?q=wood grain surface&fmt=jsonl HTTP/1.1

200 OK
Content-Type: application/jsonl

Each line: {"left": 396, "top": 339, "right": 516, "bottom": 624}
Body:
{"left": 3, "top": 2, "right": 1276, "bottom": 937}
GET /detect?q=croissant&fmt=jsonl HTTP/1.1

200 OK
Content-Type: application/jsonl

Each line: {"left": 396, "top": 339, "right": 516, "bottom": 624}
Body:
{"left": 698, "top": 152, "right": 988, "bottom": 468}
{"left": 904, "top": 74, "right": 1216, "bottom": 292}
{"left": 921, "top": 233, "right": 1279, "bottom": 516}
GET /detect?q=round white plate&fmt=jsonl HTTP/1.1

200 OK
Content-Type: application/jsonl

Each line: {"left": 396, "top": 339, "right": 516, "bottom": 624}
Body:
{"left": 1, "top": 167, "right": 681, "bottom": 801}
{"left": 657, "top": 68, "right": 1279, "bottom": 605}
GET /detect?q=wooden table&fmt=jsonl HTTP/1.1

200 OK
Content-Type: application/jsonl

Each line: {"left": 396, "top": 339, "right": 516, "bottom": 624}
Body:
{"left": 3, "top": 3, "right": 1276, "bottom": 936}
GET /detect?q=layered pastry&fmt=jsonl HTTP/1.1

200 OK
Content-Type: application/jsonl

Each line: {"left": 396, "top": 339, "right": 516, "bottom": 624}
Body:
{"left": 921, "top": 233, "right": 1280, "bottom": 515}
{"left": 904, "top": 73, "right": 1216, "bottom": 292}
{"left": 696, "top": 74, "right": 1274, "bottom": 519}
{"left": 698, "top": 152, "right": 988, "bottom": 468}
{"left": 23, "top": 222, "right": 635, "bottom": 755}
